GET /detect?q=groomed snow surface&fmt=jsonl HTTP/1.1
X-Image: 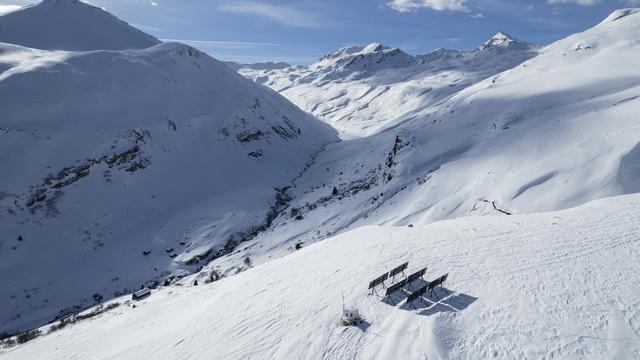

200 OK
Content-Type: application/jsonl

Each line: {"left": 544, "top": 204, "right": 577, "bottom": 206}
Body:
{"left": 2, "top": 194, "right": 640, "bottom": 359}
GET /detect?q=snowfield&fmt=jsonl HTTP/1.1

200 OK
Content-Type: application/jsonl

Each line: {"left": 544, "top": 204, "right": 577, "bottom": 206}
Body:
{"left": 2, "top": 194, "right": 640, "bottom": 359}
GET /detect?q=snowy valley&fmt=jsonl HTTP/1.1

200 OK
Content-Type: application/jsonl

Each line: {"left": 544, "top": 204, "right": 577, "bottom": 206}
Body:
{"left": 0, "top": 1, "right": 640, "bottom": 359}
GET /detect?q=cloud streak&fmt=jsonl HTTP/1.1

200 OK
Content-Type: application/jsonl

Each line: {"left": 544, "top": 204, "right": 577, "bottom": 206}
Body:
{"left": 546, "top": 0, "right": 601, "bottom": 5}
{"left": 162, "top": 39, "right": 280, "bottom": 47}
{"left": 218, "top": 1, "right": 325, "bottom": 28}
{"left": 388, "top": 0, "right": 469, "bottom": 13}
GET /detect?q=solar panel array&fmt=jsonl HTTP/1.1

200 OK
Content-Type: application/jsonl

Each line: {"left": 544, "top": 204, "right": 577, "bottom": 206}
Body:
{"left": 368, "top": 260, "right": 452, "bottom": 307}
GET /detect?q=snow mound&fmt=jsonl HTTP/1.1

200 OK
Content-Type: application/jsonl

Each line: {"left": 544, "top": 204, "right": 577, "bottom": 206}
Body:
{"left": 3, "top": 194, "right": 640, "bottom": 359}
{"left": 599, "top": 8, "right": 640, "bottom": 25}
{"left": 0, "top": 0, "right": 160, "bottom": 51}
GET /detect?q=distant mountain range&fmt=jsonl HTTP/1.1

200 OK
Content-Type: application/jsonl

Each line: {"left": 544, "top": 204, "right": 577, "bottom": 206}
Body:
{"left": 239, "top": 32, "right": 537, "bottom": 137}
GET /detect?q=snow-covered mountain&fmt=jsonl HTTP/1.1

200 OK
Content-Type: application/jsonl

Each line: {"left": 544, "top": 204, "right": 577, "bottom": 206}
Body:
{"left": 0, "top": 0, "right": 160, "bottom": 51}
{"left": 240, "top": 33, "right": 538, "bottom": 138}
{"left": 210, "top": 8, "right": 640, "bottom": 277}
{"left": 0, "top": 0, "right": 337, "bottom": 334}
{"left": 3, "top": 194, "right": 640, "bottom": 359}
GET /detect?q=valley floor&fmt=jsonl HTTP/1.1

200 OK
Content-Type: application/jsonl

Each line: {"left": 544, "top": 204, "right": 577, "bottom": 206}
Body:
{"left": 2, "top": 194, "right": 640, "bottom": 359}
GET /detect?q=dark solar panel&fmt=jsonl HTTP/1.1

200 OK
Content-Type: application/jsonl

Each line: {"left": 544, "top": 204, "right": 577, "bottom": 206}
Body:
{"left": 406, "top": 284, "right": 428, "bottom": 304}
{"left": 385, "top": 278, "right": 407, "bottom": 296}
{"left": 368, "top": 272, "right": 389, "bottom": 289}
{"left": 429, "top": 273, "right": 448, "bottom": 289}
{"left": 389, "top": 261, "right": 408, "bottom": 278}
{"left": 407, "top": 267, "right": 427, "bottom": 283}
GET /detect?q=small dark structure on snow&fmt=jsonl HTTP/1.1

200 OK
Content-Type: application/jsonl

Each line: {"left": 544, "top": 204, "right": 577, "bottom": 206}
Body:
{"left": 132, "top": 287, "right": 151, "bottom": 300}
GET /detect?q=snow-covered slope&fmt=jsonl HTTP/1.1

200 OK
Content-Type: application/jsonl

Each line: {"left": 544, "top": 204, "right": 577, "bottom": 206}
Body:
{"left": 0, "top": 0, "right": 160, "bottom": 51}
{"left": 0, "top": 0, "right": 337, "bottom": 334}
{"left": 240, "top": 34, "right": 537, "bottom": 138}
{"left": 3, "top": 194, "right": 640, "bottom": 359}
{"left": 209, "top": 9, "right": 640, "bottom": 275}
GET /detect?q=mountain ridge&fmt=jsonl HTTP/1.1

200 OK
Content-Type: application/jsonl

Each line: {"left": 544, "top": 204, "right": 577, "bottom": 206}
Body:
{"left": 0, "top": 1, "right": 337, "bottom": 333}
{"left": 0, "top": 0, "right": 160, "bottom": 51}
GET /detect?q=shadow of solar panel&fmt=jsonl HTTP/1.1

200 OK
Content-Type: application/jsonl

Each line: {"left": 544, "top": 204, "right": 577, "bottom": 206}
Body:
{"left": 417, "top": 284, "right": 428, "bottom": 296}
{"left": 389, "top": 262, "right": 408, "bottom": 278}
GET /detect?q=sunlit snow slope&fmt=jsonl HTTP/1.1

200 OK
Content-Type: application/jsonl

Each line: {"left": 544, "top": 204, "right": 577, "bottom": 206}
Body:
{"left": 212, "top": 9, "right": 640, "bottom": 273}
{"left": 0, "top": 0, "right": 337, "bottom": 333}
{"left": 3, "top": 194, "right": 640, "bottom": 359}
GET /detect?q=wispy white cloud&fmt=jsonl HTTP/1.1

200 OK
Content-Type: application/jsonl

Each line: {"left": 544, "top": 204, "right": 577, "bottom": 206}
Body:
{"left": 545, "top": 0, "right": 640, "bottom": 5}
{"left": 0, "top": 4, "right": 21, "bottom": 15}
{"left": 161, "top": 38, "right": 281, "bottom": 49}
{"left": 388, "top": 0, "right": 469, "bottom": 13}
{"left": 218, "top": 1, "right": 325, "bottom": 28}
{"left": 546, "top": 0, "right": 600, "bottom": 5}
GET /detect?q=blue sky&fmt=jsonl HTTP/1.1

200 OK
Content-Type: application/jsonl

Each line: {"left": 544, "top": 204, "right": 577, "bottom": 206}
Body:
{"left": 1, "top": 0, "right": 638, "bottom": 63}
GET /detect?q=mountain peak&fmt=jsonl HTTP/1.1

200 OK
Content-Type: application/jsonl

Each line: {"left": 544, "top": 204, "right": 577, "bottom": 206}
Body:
{"left": 485, "top": 32, "right": 518, "bottom": 45}
{"left": 0, "top": 0, "right": 160, "bottom": 51}
{"left": 319, "top": 42, "right": 391, "bottom": 61}
{"left": 361, "top": 42, "right": 385, "bottom": 53}
{"left": 479, "top": 32, "right": 528, "bottom": 51}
